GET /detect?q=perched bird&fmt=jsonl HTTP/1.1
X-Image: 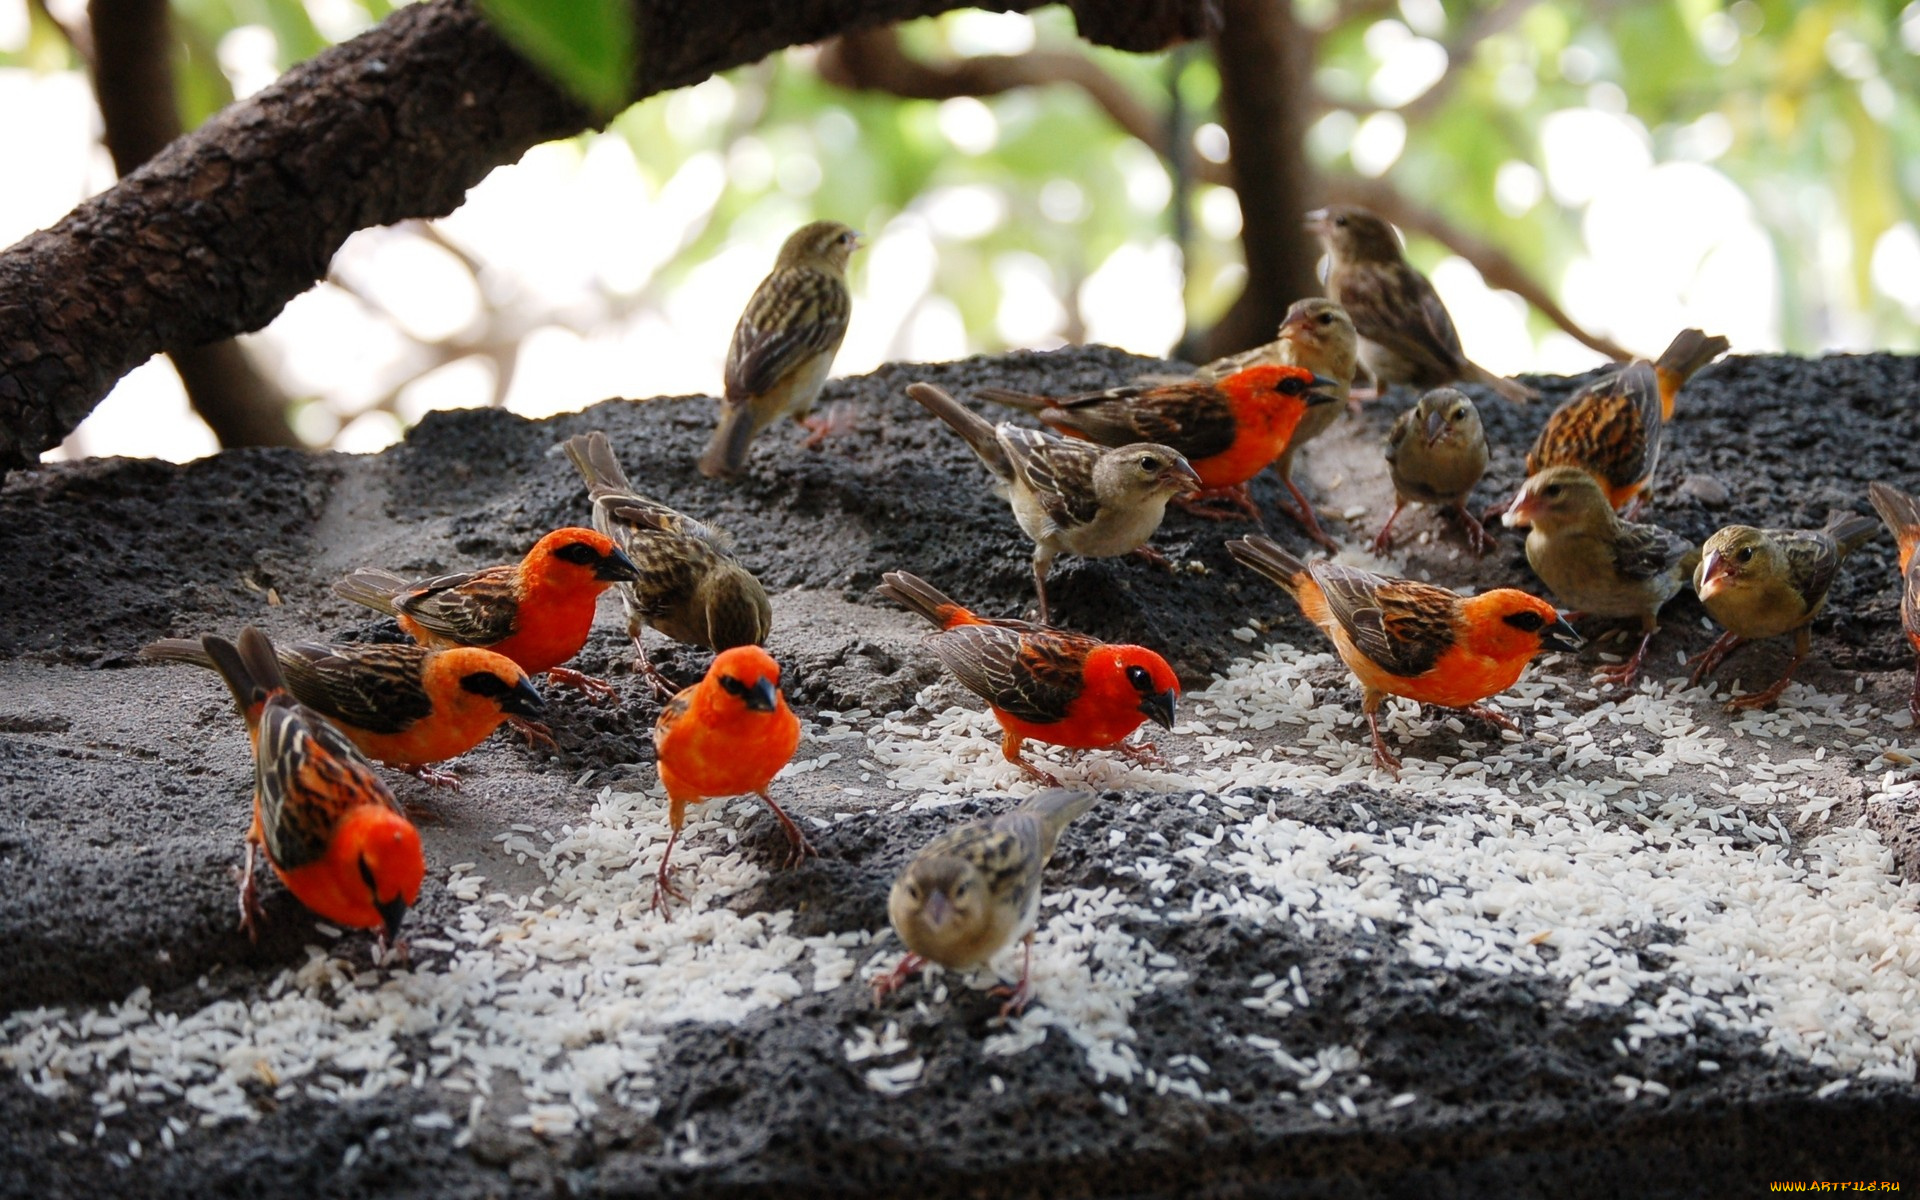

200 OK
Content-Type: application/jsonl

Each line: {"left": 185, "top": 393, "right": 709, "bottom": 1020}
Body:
{"left": 699, "top": 220, "right": 861, "bottom": 478}
{"left": 1512, "top": 329, "right": 1728, "bottom": 520}
{"left": 975, "top": 364, "right": 1338, "bottom": 523}
{"left": 1690, "top": 512, "right": 1880, "bottom": 710}
{"left": 1375, "top": 387, "right": 1493, "bottom": 556}
{"left": 1193, "top": 298, "right": 1360, "bottom": 549}
{"left": 906, "top": 381, "right": 1201, "bottom": 625}
{"left": 1306, "top": 205, "right": 1535, "bottom": 404}
{"left": 650, "top": 645, "right": 807, "bottom": 912}
{"left": 877, "top": 571, "right": 1179, "bottom": 785}
{"left": 563, "top": 431, "right": 772, "bottom": 697}
{"left": 1227, "top": 535, "right": 1581, "bottom": 774}
{"left": 142, "top": 638, "right": 545, "bottom": 787}
{"left": 1867, "top": 481, "right": 1920, "bottom": 723}
{"left": 1502, "top": 467, "right": 1698, "bottom": 690}
{"left": 199, "top": 627, "right": 424, "bottom": 947}
{"left": 334, "top": 527, "right": 640, "bottom": 700}
{"left": 873, "top": 788, "right": 1100, "bottom": 1018}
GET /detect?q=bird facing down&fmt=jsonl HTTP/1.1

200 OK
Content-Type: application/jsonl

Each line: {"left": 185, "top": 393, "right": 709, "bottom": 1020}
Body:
{"left": 650, "top": 645, "right": 806, "bottom": 912}
{"left": 906, "top": 381, "right": 1201, "bottom": 625}
{"left": 975, "top": 364, "right": 1338, "bottom": 524}
{"left": 198, "top": 627, "right": 424, "bottom": 949}
{"left": 333, "top": 527, "right": 640, "bottom": 700}
{"left": 563, "top": 431, "right": 772, "bottom": 697}
{"left": 142, "top": 637, "right": 544, "bottom": 787}
{"left": 1514, "top": 328, "right": 1728, "bottom": 520}
{"left": 874, "top": 788, "right": 1101, "bottom": 1018}
{"left": 1690, "top": 512, "right": 1880, "bottom": 711}
{"left": 699, "top": 220, "right": 861, "bottom": 478}
{"left": 1375, "top": 387, "right": 1493, "bottom": 556}
{"left": 1503, "top": 466, "right": 1699, "bottom": 690}
{"left": 1227, "top": 535, "right": 1581, "bottom": 775}
{"left": 1306, "top": 204, "right": 1536, "bottom": 405}
{"left": 1867, "top": 481, "right": 1920, "bottom": 723}
{"left": 876, "top": 571, "right": 1179, "bottom": 785}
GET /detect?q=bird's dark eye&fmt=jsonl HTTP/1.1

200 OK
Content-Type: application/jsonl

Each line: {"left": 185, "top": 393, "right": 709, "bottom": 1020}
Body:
{"left": 553, "top": 541, "right": 602, "bottom": 567}
{"left": 1317, "top": 313, "right": 1333, "bottom": 325}
{"left": 1503, "top": 610, "right": 1547, "bottom": 633}
{"left": 1334, "top": 214, "right": 1349, "bottom": 226}
{"left": 1736, "top": 546, "right": 1754, "bottom": 563}
{"left": 1139, "top": 455, "right": 1160, "bottom": 471}
{"left": 1451, "top": 409, "right": 1466, "bottom": 422}
{"left": 460, "top": 671, "right": 512, "bottom": 698}
{"left": 1277, "top": 376, "right": 1307, "bottom": 395}
{"left": 718, "top": 674, "right": 749, "bottom": 698}
{"left": 1125, "top": 664, "right": 1152, "bottom": 691}
{"left": 906, "top": 883, "right": 922, "bottom": 902}
{"left": 1544, "top": 484, "right": 1563, "bottom": 499}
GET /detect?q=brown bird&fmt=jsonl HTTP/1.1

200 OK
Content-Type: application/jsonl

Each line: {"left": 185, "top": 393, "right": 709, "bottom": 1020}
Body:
{"left": 873, "top": 788, "right": 1100, "bottom": 1018}
{"left": 1375, "top": 387, "right": 1493, "bottom": 556}
{"left": 1307, "top": 205, "right": 1535, "bottom": 405}
{"left": 563, "top": 431, "right": 772, "bottom": 697}
{"left": 1867, "top": 481, "right": 1920, "bottom": 724}
{"left": 1690, "top": 512, "right": 1880, "bottom": 710}
{"left": 699, "top": 220, "right": 861, "bottom": 478}
{"left": 1503, "top": 466, "right": 1698, "bottom": 690}
{"left": 1512, "top": 329, "right": 1728, "bottom": 521}
{"left": 906, "top": 381, "right": 1201, "bottom": 625}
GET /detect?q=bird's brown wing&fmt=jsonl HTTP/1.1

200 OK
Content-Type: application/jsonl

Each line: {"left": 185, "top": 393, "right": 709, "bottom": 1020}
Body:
{"left": 1776, "top": 529, "right": 1844, "bottom": 610}
{"left": 1529, "top": 362, "right": 1659, "bottom": 490}
{"left": 1611, "top": 521, "right": 1696, "bottom": 584}
{"left": 724, "top": 266, "right": 851, "bottom": 401}
{"left": 278, "top": 642, "right": 434, "bottom": 735}
{"left": 1311, "top": 561, "right": 1456, "bottom": 678}
{"left": 255, "top": 697, "right": 397, "bottom": 870}
{"left": 393, "top": 566, "right": 522, "bottom": 646}
{"left": 1335, "top": 261, "right": 1466, "bottom": 383}
{"left": 1045, "top": 386, "right": 1237, "bottom": 462}
{"left": 927, "top": 623, "right": 1089, "bottom": 725}
{"left": 1000, "top": 427, "right": 1104, "bottom": 531}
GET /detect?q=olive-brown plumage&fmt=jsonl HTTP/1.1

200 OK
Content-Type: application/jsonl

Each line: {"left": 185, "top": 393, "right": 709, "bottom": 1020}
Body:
{"left": 1375, "top": 387, "right": 1492, "bottom": 556}
{"left": 564, "top": 431, "right": 771, "bottom": 695}
{"left": 700, "top": 221, "right": 860, "bottom": 478}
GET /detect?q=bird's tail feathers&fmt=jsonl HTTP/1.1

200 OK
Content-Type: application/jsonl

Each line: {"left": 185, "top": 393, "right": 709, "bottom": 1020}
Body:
{"left": 139, "top": 637, "right": 216, "bottom": 670}
{"left": 1823, "top": 511, "right": 1881, "bottom": 558}
{"left": 200, "top": 627, "right": 288, "bottom": 719}
{"left": 1225, "top": 535, "right": 1312, "bottom": 598}
{"left": 877, "top": 571, "right": 975, "bottom": 630}
{"left": 972, "top": 386, "right": 1049, "bottom": 413}
{"left": 562, "top": 430, "right": 635, "bottom": 499}
{"left": 1019, "top": 787, "right": 1103, "bottom": 837}
{"left": 1653, "top": 329, "right": 1730, "bottom": 385}
{"left": 906, "top": 382, "right": 1010, "bottom": 478}
{"left": 1466, "top": 361, "right": 1537, "bottom": 405}
{"left": 698, "top": 403, "right": 757, "bottom": 479}
{"left": 1868, "top": 482, "right": 1920, "bottom": 568}
{"left": 332, "top": 569, "right": 411, "bottom": 616}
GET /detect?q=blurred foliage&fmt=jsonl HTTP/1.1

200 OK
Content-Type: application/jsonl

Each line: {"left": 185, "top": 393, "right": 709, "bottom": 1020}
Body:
{"left": 475, "top": 0, "right": 635, "bottom": 116}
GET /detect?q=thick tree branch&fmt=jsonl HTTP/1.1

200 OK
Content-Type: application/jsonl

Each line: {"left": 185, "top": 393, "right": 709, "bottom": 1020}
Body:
{"left": 1, "top": 0, "right": 1211, "bottom": 468}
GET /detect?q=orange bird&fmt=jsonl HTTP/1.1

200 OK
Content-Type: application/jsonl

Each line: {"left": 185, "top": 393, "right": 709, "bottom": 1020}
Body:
{"left": 1227, "top": 536, "right": 1581, "bottom": 774}
{"left": 1512, "top": 329, "right": 1727, "bottom": 520}
{"left": 200, "top": 627, "right": 425, "bottom": 947}
{"left": 334, "top": 527, "right": 640, "bottom": 699}
{"left": 1869, "top": 481, "right": 1920, "bottom": 724}
{"left": 651, "top": 645, "right": 807, "bottom": 911}
{"left": 975, "top": 365, "right": 1339, "bottom": 523}
{"left": 877, "top": 571, "right": 1180, "bottom": 785}
{"left": 143, "top": 638, "right": 544, "bottom": 787}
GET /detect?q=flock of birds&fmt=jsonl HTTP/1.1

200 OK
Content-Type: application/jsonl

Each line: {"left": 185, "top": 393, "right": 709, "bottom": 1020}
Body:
{"left": 136, "top": 209, "right": 1920, "bottom": 1019}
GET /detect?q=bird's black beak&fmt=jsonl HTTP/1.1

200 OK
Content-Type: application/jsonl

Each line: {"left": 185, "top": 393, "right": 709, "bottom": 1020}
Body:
{"left": 1138, "top": 687, "right": 1177, "bottom": 730}
{"left": 597, "top": 546, "right": 642, "bottom": 581}
{"left": 1542, "top": 617, "right": 1584, "bottom": 652}
{"left": 361, "top": 855, "right": 409, "bottom": 944}
{"left": 502, "top": 677, "right": 546, "bottom": 718}
{"left": 1306, "top": 373, "right": 1339, "bottom": 408}
{"left": 746, "top": 675, "right": 779, "bottom": 713}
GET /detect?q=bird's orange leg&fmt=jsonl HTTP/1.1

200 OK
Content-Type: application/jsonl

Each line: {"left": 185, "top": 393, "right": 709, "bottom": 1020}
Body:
{"left": 404, "top": 764, "right": 462, "bottom": 790}
{"left": 987, "top": 934, "right": 1036, "bottom": 1019}
{"left": 1686, "top": 631, "right": 1747, "bottom": 689}
{"left": 630, "top": 633, "right": 680, "bottom": 701}
{"left": 799, "top": 402, "right": 855, "bottom": 449}
{"left": 1461, "top": 703, "right": 1519, "bottom": 734}
{"left": 1725, "top": 629, "right": 1809, "bottom": 712}
{"left": 1369, "top": 502, "right": 1407, "bottom": 557}
{"left": 1446, "top": 500, "right": 1496, "bottom": 557}
{"left": 651, "top": 827, "right": 687, "bottom": 915}
{"left": 1113, "top": 738, "right": 1169, "bottom": 770}
{"left": 871, "top": 953, "right": 926, "bottom": 1005}
{"left": 1001, "top": 731, "right": 1062, "bottom": 787}
{"left": 1175, "top": 485, "right": 1264, "bottom": 525}
{"left": 1593, "top": 628, "right": 1657, "bottom": 691}
{"left": 1364, "top": 708, "right": 1402, "bottom": 777}
{"left": 1131, "top": 544, "right": 1173, "bottom": 570}
{"left": 1276, "top": 473, "right": 1341, "bottom": 551}
{"left": 504, "top": 716, "right": 558, "bottom": 752}
{"left": 236, "top": 841, "right": 265, "bottom": 941}
{"left": 756, "top": 789, "right": 819, "bottom": 868}
{"left": 546, "top": 667, "right": 618, "bottom": 702}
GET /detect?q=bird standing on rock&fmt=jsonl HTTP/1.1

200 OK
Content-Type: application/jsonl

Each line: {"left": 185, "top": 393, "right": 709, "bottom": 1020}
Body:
{"left": 874, "top": 788, "right": 1101, "bottom": 1019}
{"left": 877, "top": 571, "right": 1179, "bottom": 785}
{"left": 564, "top": 431, "right": 771, "bottom": 697}
{"left": 975, "top": 364, "right": 1338, "bottom": 524}
{"left": 906, "top": 381, "right": 1201, "bottom": 625}
{"left": 1307, "top": 205, "right": 1535, "bottom": 405}
{"left": 1690, "top": 512, "right": 1879, "bottom": 710}
{"left": 1868, "top": 481, "right": 1920, "bottom": 724}
{"left": 699, "top": 221, "right": 860, "bottom": 478}
{"left": 1375, "top": 387, "right": 1493, "bottom": 556}
{"left": 1228, "top": 535, "right": 1581, "bottom": 775}
{"left": 1503, "top": 466, "right": 1698, "bottom": 690}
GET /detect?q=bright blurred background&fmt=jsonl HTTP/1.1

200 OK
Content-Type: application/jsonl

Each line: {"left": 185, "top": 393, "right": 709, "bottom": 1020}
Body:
{"left": 5, "top": 0, "right": 1918, "bottom": 462}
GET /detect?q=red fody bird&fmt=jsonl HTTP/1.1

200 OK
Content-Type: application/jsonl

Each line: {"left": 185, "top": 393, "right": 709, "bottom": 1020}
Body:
{"left": 877, "top": 571, "right": 1180, "bottom": 785}
{"left": 975, "top": 364, "right": 1340, "bottom": 523}
{"left": 200, "top": 627, "right": 425, "bottom": 948}
{"left": 651, "top": 645, "right": 808, "bottom": 912}
{"left": 334, "top": 527, "right": 640, "bottom": 700}
{"left": 1868, "top": 482, "right": 1920, "bottom": 723}
{"left": 1227, "top": 536, "right": 1581, "bottom": 775}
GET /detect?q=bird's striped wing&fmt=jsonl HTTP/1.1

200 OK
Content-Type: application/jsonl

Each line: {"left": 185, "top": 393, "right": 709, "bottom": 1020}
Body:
{"left": 1530, "top": 361, "right": 1660, "bottom": 491}
{"left": 393, "top": 566, "right": 522, "bottom": 646}
{"left": 278, "top": 642, "right": 434, "bottom": 735}
{"left": 1000, "top": 426, "right": 1104, "bottom": 532}
{"left": 1046, "top": 385, "right": 1237, "bottom": 462}
{"left": 254, "top": 697, "right": 398, "bottom": 871}
{"left": 1311, "top": 562, "right": 1456, "bottom": 678}
{"left": 927, "top": 623, "right": 1089, "bottom": 726}
{"left": 724, "top": 266, "right": 851, "bottom": 401}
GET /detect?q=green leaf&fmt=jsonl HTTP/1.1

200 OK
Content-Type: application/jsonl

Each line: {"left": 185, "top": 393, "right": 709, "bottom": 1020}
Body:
{"left": 477, "top": 0, "right": 636, "bottom": 116}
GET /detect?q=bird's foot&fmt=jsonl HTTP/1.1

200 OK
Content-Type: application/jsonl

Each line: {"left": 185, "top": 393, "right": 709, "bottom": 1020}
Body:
{"left": 505, "top": 716, "right": 559, "bottom": 752}
{"left": 987, "top": 977, "right": 1035, "bottom": 1020}
{"left": 1462, "top": 703, "right": 1519, "bottom": 734}
{"left": 760, "top": 791, "right": 820, "bottom": 868}
{"left": 1447, "top": 503, "right": 1497, "bottom": 556}
{"left": 546, "top": 668, "right": 617, "bottom": 702}
{"left": 1366, "top": 712, "right": 1403, "bottom": 778}
{"left": 800, "top": 403, "right": 855, "bottom": 449}
{"left": 1174, "top": 487, "right": 1261, "bottom": 524}
{"left": 650, "top": 869, "right": 687, "bottom": 916}
{"left": 1114, "top": 738, "right": 1169, "bottom": 770}
{"left": 404, "top": 763, "right": 463, "bottom": 790}
{"left": 871, "top": 954, "right": 926, "bottom": 1006}
{"left": 1131, "top": 544, "right": 1174, "bottom": 571}
{"left": 1725, "top": 676, "right": 1795, "bottom": 712}
{"left": 1010, "top": 756, "right": 1063, "bottom": 788}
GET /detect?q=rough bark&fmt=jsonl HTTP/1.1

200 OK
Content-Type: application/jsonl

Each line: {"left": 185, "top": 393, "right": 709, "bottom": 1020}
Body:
{"left": 88, "top": 0, "right": 302, "bottom": 450}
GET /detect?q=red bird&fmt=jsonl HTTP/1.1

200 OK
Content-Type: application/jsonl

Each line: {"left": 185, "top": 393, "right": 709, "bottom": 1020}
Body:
{"left": 334, "top": 527, "right": 639, "bottom": 699}
{"left": 200, "top": 628, "right": 425, "bottom": 948}
{"left": 1869, "top": 481, "right": 1920, "bottom": 723}
{"left": 877, "top": 571, "right": 1180, "bottom": 785}
{"left": 651, "top": 645, "right": 807, "bottom": 912}
{"left": 975, "top": 365, "right": 1339, "bottom": 523}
